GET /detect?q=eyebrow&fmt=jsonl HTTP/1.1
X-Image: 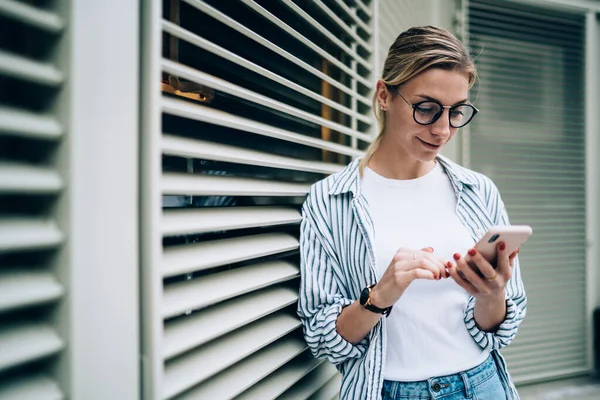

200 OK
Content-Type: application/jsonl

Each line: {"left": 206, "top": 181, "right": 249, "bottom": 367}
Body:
{"left": 416, "top": 94, "right": 469, "bottom": 106}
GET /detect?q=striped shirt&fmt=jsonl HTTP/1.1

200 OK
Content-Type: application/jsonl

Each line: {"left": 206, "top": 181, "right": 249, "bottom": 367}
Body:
{"left": 297, "top": 155, "right": 526, "bottom": 400}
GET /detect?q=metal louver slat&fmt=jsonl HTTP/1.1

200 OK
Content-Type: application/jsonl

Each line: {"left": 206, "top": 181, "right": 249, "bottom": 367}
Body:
{"left": 161, "top": 20, "right": 371, "bottom": 125}
{"left": 163, "top": 260, "right": 299, "bottom": 318}
{"left": 240, "top": 0, "right": 371, "bottom": 82}
{"left": 308, "top": 373, "right": 343, "bottom": 400}
{"left": 0, "top": 0, "right": 63, "bottom": 33}
{"left": 0, "top": 50, "right": 63, "bottom": 86}
{"left": 164, "top": 286, "right": 298, "bottom": 359}
{"left": 0, "top": 107, "right": 63, "bottom": 139}
{"left": 0, "top": 218, "right": 63, "bottom": 253}
{"left": 163, "top": 314, "right": 301, "bottom": 398}
{"left": 334, "top": 0, "right": 372, "bottom": 34}
{"left": 279, "top": 361, "right": 339, "bottom": 399}
{"left": 171, "top": 336, "right": 307, "bottom": 399}
{"left": 0, "top": 270, "right": 63, "bottom": 313}
{"left": 310, "top": 0, "right": 372, "bottom": 51}
{"left": 351, "top": 0, "right": 372, "bottom": 17}
{"left": 277, "top": 0, "right": 371, "bottom": 60}
{"left": 162, "top": 134, "right": 343, "bottom": 174}
{"left": 0, "top": 375, "right": 63, "bottom": 400}
{"left": 162, "top": 59, "right": 372, "bottom": 142}
{"left": 0, "top": 323, "right": 63, "bottom": 372}
{"left": 161, "top": 97, "right": 363, "bottom": 157}
{"left": 162, "top": 233, "right": 299, "bottom": 278}
{"left": 178, "top": 0, "right": 370, "bottom": 105}
{"left": 0, "top": 163, "right": 62, "bottom": 194}
{"left": 162, "top": 173, "right": 310, "bottom": 197}
{"left": 468, "top": 0, "right": 587, "bottom": 384}
{"left": 162, "top": 206, "right": 301, "bottom": 236}
{"left": 234, "top": 352, "right": 322, "bottom": 400}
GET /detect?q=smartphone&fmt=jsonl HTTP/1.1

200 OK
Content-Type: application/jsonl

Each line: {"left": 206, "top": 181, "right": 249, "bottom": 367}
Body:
{"left": 474, "top": 225, "right": 533, "bottom": 265}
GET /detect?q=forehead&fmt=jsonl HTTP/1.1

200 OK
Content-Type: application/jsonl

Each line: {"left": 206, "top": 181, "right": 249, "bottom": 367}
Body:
{"left": 402, "top": 68, "right": 470, "bottom": 103}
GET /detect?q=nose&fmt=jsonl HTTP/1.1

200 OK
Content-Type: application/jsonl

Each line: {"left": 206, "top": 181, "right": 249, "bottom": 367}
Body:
{"left": 430, "top": 108, "right": 452, "bottom": 138}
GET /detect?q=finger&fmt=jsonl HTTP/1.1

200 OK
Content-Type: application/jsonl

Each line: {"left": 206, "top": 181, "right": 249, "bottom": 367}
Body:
{"left": 422, "top": 253, "right": 448, "bottom": 277}
{"left": 448, "top": 262, "right": 478, "bottom": 295}
{"left": 403, "top": 259, "right": 443, "bottom": 280}
{"left": 466, "top": 248, "right": 497, "bottom": 282}
{"left": 508, "top": 248, "right": 520, "bottom": 268}
{"left": 421, "top": 247, "right": 434, "bottom": 253}
{"left": 496, "top": 242, "right": 513, "bottom": 281}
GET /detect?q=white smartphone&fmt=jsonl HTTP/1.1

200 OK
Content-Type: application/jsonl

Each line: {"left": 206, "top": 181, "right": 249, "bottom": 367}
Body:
{"left": 474, "top": 225, "right": 533, "bottom": 265}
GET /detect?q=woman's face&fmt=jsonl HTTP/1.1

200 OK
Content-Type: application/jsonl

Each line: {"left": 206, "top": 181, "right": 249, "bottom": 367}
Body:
{"left": 377, "top": 68, "right": 470, "bottom": 163}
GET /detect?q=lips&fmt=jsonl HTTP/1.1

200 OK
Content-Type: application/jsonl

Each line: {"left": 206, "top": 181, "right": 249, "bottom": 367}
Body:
{"left": 417, "top": 137, "right": 442, "bottom": 149}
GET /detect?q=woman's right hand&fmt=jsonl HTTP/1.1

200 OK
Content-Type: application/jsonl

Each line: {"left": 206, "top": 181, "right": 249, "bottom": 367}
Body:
{"left": 370, "top": 247, "right": 449, "bottom": 308}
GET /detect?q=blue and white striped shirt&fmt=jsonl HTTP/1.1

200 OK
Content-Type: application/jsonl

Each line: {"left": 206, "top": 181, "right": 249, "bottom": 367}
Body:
{"left": 298, "top": 156, "right": 526, "bottom": 399}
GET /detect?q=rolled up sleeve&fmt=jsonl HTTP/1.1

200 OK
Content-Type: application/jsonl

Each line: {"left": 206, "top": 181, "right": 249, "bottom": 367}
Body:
{"left": 297, "top": 215, "right": 368, "bottom": 365}
{"left": 464, "top": 187, "right": 527, "bottom": 350}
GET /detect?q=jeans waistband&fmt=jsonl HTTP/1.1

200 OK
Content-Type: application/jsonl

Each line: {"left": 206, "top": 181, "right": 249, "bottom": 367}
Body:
{"left": 383, "top": 354, "right": 498, "bottom": 399}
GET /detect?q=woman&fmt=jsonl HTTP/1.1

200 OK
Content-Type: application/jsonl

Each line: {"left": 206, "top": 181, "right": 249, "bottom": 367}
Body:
{"left": 297, "top": 26, "right": 526, "bottom": 400}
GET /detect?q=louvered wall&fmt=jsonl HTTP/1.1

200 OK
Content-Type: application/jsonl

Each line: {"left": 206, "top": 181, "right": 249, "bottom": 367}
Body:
{"left": 467, "top": 0, "right": 588, "bottom": 384}
{"left": 140, "top": 0, "right": 374, "bottom": 398}
{"left": 0, "top": 0, "right": 66, "bottom": 398}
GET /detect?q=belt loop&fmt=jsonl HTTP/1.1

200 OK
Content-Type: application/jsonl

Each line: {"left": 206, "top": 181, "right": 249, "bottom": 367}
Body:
{"left": 461, "top": 372, "right": 473, "bottom": 399}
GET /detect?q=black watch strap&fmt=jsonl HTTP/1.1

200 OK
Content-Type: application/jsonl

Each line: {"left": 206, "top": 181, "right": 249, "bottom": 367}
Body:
{"left": 360, "top": 285, "right": 393, "bottom": 316}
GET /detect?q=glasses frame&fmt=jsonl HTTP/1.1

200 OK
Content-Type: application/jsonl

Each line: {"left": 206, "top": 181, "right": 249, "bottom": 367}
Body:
{"left": 395, "top": 91, "right": 479, "bottom": 128}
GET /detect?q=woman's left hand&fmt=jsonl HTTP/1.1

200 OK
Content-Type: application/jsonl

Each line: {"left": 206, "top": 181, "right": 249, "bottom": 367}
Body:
{"left": 448, "top": 242, "right": 519, "bottom": 299}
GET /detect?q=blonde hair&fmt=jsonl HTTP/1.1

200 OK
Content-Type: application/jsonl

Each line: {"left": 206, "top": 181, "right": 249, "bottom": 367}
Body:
{"left": 359, "top": 26, "right": 477, "bottom": 175}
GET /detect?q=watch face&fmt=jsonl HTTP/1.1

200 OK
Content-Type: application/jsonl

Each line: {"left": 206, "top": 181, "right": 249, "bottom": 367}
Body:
{"left": 359, "top": 287, "right": 370, "bottom": 306}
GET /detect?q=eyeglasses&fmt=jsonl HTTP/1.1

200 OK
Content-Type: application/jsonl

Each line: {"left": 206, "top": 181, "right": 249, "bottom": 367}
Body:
{"left": 396, "top": 91, "right": 478, "bottom": 128}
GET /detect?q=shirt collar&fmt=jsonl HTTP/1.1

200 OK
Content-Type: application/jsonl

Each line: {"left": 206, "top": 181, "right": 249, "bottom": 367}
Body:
{"left": 328, "top": 154, "right": 478, "bottom": 197}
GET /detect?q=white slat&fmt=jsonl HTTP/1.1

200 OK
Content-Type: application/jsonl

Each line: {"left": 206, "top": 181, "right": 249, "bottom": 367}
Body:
{"left": 350, "top": 0, "right": 372, "bottom": 17}
{"left": 0, "top": 374, "right": 63, "bottom": 400}
{"left": 309, "top": 0, "right": 372, "bottom": 51}
{"left": 161, "top": 134, "right": 343, "bottom": 175}
{"left": 161, "top": 97, "right": 364, "bottom": 157}
{"left": 308, "top": 373, "right": 343, "bottom": 400}
{"left": 0, "top": 50, "right": 63, "bottom": 86}
{"left": 180, "top": 0, "right": 370, "bottom": 106}
{"left": 162, "top": 59, "right": 372, "bottom": 143}
{"left": 235, "top": 352, "right": 322, "bottom": 400}
{"left": 252, "top": 0, "right": 371, "bottom": 67}
{"left": 0, "top": 269, "right": 63, "bottom": 312}
{"left": 164, "top": 286, "right": 298, "bottom": 359}
{"left": 0, "top": 218, "right": 63, "bottom": 253}
{"left": 162, "top": 232, "right": 298, "bottom": 278}
{"left": 0, "top": 322, "right": 63, "bottom": 372}
{"left": 161, "top": 20, "right": 372, "bottom": 125}
{"left": 0, "top": 163, "right": 62, "bottom": 194}
{"left": 0, "top": 106, "right": 63, "bottom": 139}
{"left": 161, "top": 173, "right": 310, "bottom": 197}
{"left": 163, "top": 260, "right": 298, "bottom": 318}
{"left": 163, "top": 314, "right": 301, "bottom": 399}
{"left": 334, "top": 0, "right": 372, "bottom": 34}
{"left": 173, "top": 336, "right": 307, "bottom": 399}
{"left": 0, "top": 0, "right": 64, "bottom": 33}
{"left": 162, "top": 206, "right": 301, "bottom": 236}
{"left": 279, "top": 362, "right": 339, "bottom": 400}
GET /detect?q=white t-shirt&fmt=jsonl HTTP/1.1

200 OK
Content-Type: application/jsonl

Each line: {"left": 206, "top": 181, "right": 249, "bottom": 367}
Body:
{"left": 361, "top": 162, "right": 489, "bottom": 381}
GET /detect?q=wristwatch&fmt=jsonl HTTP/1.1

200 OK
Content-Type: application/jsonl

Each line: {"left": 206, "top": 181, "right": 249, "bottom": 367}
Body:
{"left": 359, "top": 284, "right": 393, "bottom": 316}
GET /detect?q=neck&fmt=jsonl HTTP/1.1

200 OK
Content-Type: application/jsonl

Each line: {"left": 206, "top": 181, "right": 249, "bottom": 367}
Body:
{"left": 367, "top": 144, "right": 436, "bottom": 180}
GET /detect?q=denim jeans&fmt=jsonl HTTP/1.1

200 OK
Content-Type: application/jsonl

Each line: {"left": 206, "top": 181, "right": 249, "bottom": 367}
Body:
{"left": 381, "top": 355, "right": 508, "bottom": 400}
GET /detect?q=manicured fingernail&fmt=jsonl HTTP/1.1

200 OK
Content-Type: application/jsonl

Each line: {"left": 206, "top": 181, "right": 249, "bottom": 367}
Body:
{"left": 499, "top": 242, "right": 506, "bottom": 251}
{"left": 453, "top": 253, "right": 461, "bottom": 261}
{"left": 446, "top": 261, "right": 453, "bottom": 268}
{"left": 468, "top": 249, "right": 477, "bottom": 257}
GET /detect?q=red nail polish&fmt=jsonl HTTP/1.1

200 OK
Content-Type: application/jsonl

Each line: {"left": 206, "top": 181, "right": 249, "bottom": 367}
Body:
{"left": 453, "top": 253, "right": 461, "bottom": 261}
{"left": 468, "top": 249, "right": 476, "bottom": 257}
{"left": 446, "top": 261, "right": 453, "bottom": 268}
{"left": 499, "top": 242, "right": 506, "bottom": 251}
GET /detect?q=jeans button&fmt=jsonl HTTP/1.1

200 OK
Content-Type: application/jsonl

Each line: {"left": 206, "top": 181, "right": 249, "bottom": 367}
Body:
{"left": 432, "top": 382, "right": 441, "bottom": 392}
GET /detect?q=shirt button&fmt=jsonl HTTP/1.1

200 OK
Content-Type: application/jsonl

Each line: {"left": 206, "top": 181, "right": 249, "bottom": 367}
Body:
{"left": 432, "top": 382, "right": 441, "bottom": 392}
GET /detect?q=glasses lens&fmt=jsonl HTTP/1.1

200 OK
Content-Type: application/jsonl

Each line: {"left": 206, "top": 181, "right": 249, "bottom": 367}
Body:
{"left": 450, "top": 105, "right": 476, "bottom": 128}
{"left": 413, "top": 102, "right": 442, "bottom": 124}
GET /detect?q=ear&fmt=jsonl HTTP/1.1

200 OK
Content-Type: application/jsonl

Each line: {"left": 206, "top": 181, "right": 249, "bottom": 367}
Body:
{"left": 376, "top": 80, "right": 390, "bottom": 110}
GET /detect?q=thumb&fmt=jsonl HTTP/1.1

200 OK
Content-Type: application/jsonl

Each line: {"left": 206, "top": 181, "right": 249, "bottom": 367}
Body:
{"left": 421, "top": 247, "right": 434, "bottom": 253}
